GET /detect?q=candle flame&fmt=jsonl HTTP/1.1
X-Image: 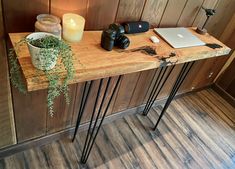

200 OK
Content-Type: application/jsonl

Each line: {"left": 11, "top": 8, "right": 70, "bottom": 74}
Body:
{"left": 69, "top": 18, "right": 76, "bottom": 26}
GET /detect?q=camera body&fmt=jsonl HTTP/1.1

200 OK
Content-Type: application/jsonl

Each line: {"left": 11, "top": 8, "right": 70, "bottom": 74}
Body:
{"left": 101, "top": 23, "right": 130, "bottom": 51}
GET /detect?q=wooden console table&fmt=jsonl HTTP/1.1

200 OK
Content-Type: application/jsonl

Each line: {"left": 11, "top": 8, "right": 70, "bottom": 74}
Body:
{"left": 9, "top": 28, "right": 231, "bottom": 163}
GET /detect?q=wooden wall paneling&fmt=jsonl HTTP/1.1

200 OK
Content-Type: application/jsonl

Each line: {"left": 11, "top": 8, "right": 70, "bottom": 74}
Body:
{"left": 177, "top": 0, "right": 204, "bottom": 27}
{"left": 159, "top": 0, "right": 188, "bottom": 27}
{"left": 127, "top": 0, "right": 170, "bottom": 109}
{"left": 181, "top": 0, "right": 221, "bottom": 92}
{"left": 128, "top": 69, "right": 156, "bottom": 108}
{"left": 219, "top": 13, "right": 235, "bottom": 49}
{"left": 141, "top": 0, "right": 168, "bottom": 27}
{"left": 192, "top": 0, "right": 218, "bottom": 29}
{"left": 216, "top": 58, "right": 235, "bottom": 95}
{"left": 0, "top": 0, "right": 16, "bottom": 148}
{"left": 111, "top": 0, "right": 147, "bottom": 113}
{"left": 158, "top": 65, "right": 183, "bottom": 98}
{"left": 78, "top": 78, "right": 111, "bottom": 123}
{"left": 115, "top": 0, "right": 146, "bottom": 23}
{"left": 76, "top": 77, "right": 120, "bottom": 123}
{"left": 12, "top": 89, "right": 48, "bottom": 142}
{"left": 205, "top": 0, "right": 235, "bottom": 39}
{"left": 105, "top": 76, "right": 122, "bottom": 116}
{"left": 0, "top": 46, "right": 16, "bottom": 148}
{"left": 79, "top": 79, "right": 101, "bottom": 123}
{"left": 142, "top": 65, "right": 183, "bottom": 103}
{"left": 185, "top": 0, "right": 235, "bottom": 91}
{"left": 2, "top": 0, "right": 49, "bottom": 32}
{"left": 47, "top": 84, "right": 78, "bottom": 134}
{"left": 50, "top": 0, "right": 88, "bottom": 18}
{"left": 215, "top": 12, "right": 235, "bottom": 97}
{"left": 85, "top": 0, "right": 119, "bottom": 30}
{"left": 71, "top": 83, "right": 85, "bottom": 126}
{"left": 112, "top": 73, "right": 140, "bottom": 113}
{"left": 149, "top": 0, "right": 192, "bottom": 99}
{"left": 226, "top": 77, "right": 235, "bottom": 98}
{"left": 180, "top": 59, "right": 206, "bottom": 92}
{"left": 2, "top": 0, "right": 50, "bottom": 142}
{"left": 181, "top": 57, "right": 227, "bottom": 92}
{"left": 129, "top": 0, "right": 202, "bottom": 108}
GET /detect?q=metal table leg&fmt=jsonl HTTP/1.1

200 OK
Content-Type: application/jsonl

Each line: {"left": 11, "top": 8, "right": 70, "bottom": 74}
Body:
{"left": 143, "top": 65, "right": 175, "bottom": 116}
{"left": 153, "top": 61, "right": 195, "bottom": 130}
{"left": 72, "top": 75, "right": 122, "bottom": 164}
{"left": 72, "top": 81, "right": 94, "bottom": 142}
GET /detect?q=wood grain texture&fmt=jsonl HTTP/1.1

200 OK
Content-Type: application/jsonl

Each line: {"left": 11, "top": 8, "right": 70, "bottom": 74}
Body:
{"left": 2, "top": 0, "right": 235, "bottom": 146}
{"left": 79, "top": 77, "right": 122, "bottom": 122}
{"left": 202, "top": 10, "right": 235, "bottom": 100}
{"left": 47, "top": 84, "right": 77, "bottom": 133}
{"left": 133, "top": 0, "right": 199, "bottom": 107}
{"left": 9, "top": 28, "right": 231, "bottom": 92}
{"left": 177, "top": 0, "right": 204, "bottom": 26}
{"left": 1, "top": 0, "right": 50, "bottom": 143}
{"left": 128, "top": 69, "right": 156, "bottom": 108}
{"left": 85, "top": 0, "right": 119, "bottom": 30}
{"left": 50, "top": 0, "right": 87, "bottom": 18}
{"left": 192, "top": 0, "right": 219, "bottom": 28}
{"left": 216, "top": 58, "right": 235, "bottom": 98}
{"left": 159, "top": 0, "right": 188, "bottom": 27}
{"left": 205, "top": 0, "right": 235, "bottom": 38}
{"left": 12, "top": 88, "right": 47, "bottom": 142}
{"left": 226, "top": 78, "right": 235, "bottom": 98}
{"left": 0, "top": 51, "right": 16, "bottom": 148}
{"left": 1, "top": 89, "right": 235, "bottom": 168}
{"left": 181, "top": 0, "right": 223, "bottom": 94}
{"left": 2, "top": 0, "right": 49, "bottom": 32}
{"left": 112, "top": 73, "right": 140, "bottom": 113}
{"left": 0, "top": 0, "right": 16, "bottom": 148}
{"left": 112, "top": 0, "right": 147, "bottom": 120}
{"left": 219, "top": 13, "right": 235, "bottom": 49}
{"left": 71, "top": 83, "right": 85, "bottom": 125}
{"left": 115, "top": 0, "right": 146, "bottom": 23}
{"left": 141, "top": 0, "right": 168, "bottom": 27}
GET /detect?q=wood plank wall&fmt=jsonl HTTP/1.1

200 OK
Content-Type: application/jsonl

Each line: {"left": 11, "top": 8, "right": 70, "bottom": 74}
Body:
{"left": 1, "top": 0, "right": 235, "bottom": 143}
{"left": 215, "top": 13, "right": 235, "bottom": 98}
{"left": 0, "top": 0, "right": 16, "bottom": 148}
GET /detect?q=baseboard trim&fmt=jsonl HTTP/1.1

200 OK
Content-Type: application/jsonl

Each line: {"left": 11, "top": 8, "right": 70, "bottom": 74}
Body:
{"left": 0, "top": 85, "right": 210, "bottom": 159}
{"left": 212, "top": 84, "right": 235, "bottom": 107}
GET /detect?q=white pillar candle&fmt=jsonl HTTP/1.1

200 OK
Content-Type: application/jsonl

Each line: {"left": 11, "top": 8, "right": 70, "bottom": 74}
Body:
{"left": 62, "top": 13, "right": 85, "bottom": 42}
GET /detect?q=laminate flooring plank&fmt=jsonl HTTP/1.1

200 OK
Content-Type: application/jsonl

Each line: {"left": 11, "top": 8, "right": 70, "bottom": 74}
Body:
{"left": 1, "top": 89, "right": 235, "bottom": 169}
{"left": 171, "top": 99, "right": 235, "bottom": 168}
{"left": 151, "top": 106, "right": 224, "bottom": 169}
{"left": 114, "top": 119, "right": 157, "bottom": 169}
{"left": 150, "top": 108, "right": 215, "bottom": 169}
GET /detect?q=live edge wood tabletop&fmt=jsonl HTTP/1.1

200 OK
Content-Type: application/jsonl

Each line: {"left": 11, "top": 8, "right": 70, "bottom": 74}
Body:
{"left": 9, "top": 27, "right": 231, "bottom": 92}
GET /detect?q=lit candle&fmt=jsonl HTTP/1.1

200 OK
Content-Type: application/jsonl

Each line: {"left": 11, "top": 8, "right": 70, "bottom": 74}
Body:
{"left": 62, "top": 13, "right": 85, "bottom": 42}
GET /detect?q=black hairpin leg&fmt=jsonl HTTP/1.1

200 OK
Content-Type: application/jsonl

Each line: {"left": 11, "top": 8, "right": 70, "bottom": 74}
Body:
{"left": 154, "top": 61, "right": 195, "bottom": 130}
{"left": 80, "top": 75, "right": 122, "bottom": 164}
{"left": 72, "top": 81, "right": 94, "bottom": 142}
{"left": 143, "top": 65, "right": 175, "bottom": 116}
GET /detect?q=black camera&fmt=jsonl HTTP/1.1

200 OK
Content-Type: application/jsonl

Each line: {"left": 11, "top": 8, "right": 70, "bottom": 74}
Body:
{"left": 101, "top": 23, "right": 130, "bottom": 51}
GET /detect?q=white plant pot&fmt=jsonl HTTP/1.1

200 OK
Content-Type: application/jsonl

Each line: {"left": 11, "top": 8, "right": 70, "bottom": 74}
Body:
{"left": 26, "top": 32, "right": 59, "bottom": 70}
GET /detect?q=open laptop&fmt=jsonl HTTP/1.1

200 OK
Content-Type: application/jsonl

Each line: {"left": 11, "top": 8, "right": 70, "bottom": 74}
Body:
{"left": 154, "top": 27, "right": 205, "bottom": 48}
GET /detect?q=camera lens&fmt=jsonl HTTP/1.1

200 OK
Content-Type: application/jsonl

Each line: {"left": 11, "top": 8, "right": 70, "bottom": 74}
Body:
{"left": 115, "top": 35, "right": 130, "bottom": 49}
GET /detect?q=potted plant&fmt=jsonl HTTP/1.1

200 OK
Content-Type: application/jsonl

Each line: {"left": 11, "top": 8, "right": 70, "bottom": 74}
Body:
{"left": 9, "top": 32, "right": 75, "bottom": 116}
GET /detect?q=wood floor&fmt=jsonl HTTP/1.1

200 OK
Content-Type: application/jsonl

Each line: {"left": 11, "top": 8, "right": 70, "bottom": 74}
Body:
{"left": 0, "top": 88, "right": 235, "bottom": 169}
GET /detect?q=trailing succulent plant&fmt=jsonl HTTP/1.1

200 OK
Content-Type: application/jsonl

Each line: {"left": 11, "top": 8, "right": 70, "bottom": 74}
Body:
{"left": 9, "top": 35, "right": 75, "bottom": 116}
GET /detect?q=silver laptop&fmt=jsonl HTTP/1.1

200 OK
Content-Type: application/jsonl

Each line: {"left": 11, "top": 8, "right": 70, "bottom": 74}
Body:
{"left": 154, "top": 27, "right": 205, "bottom": 48}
